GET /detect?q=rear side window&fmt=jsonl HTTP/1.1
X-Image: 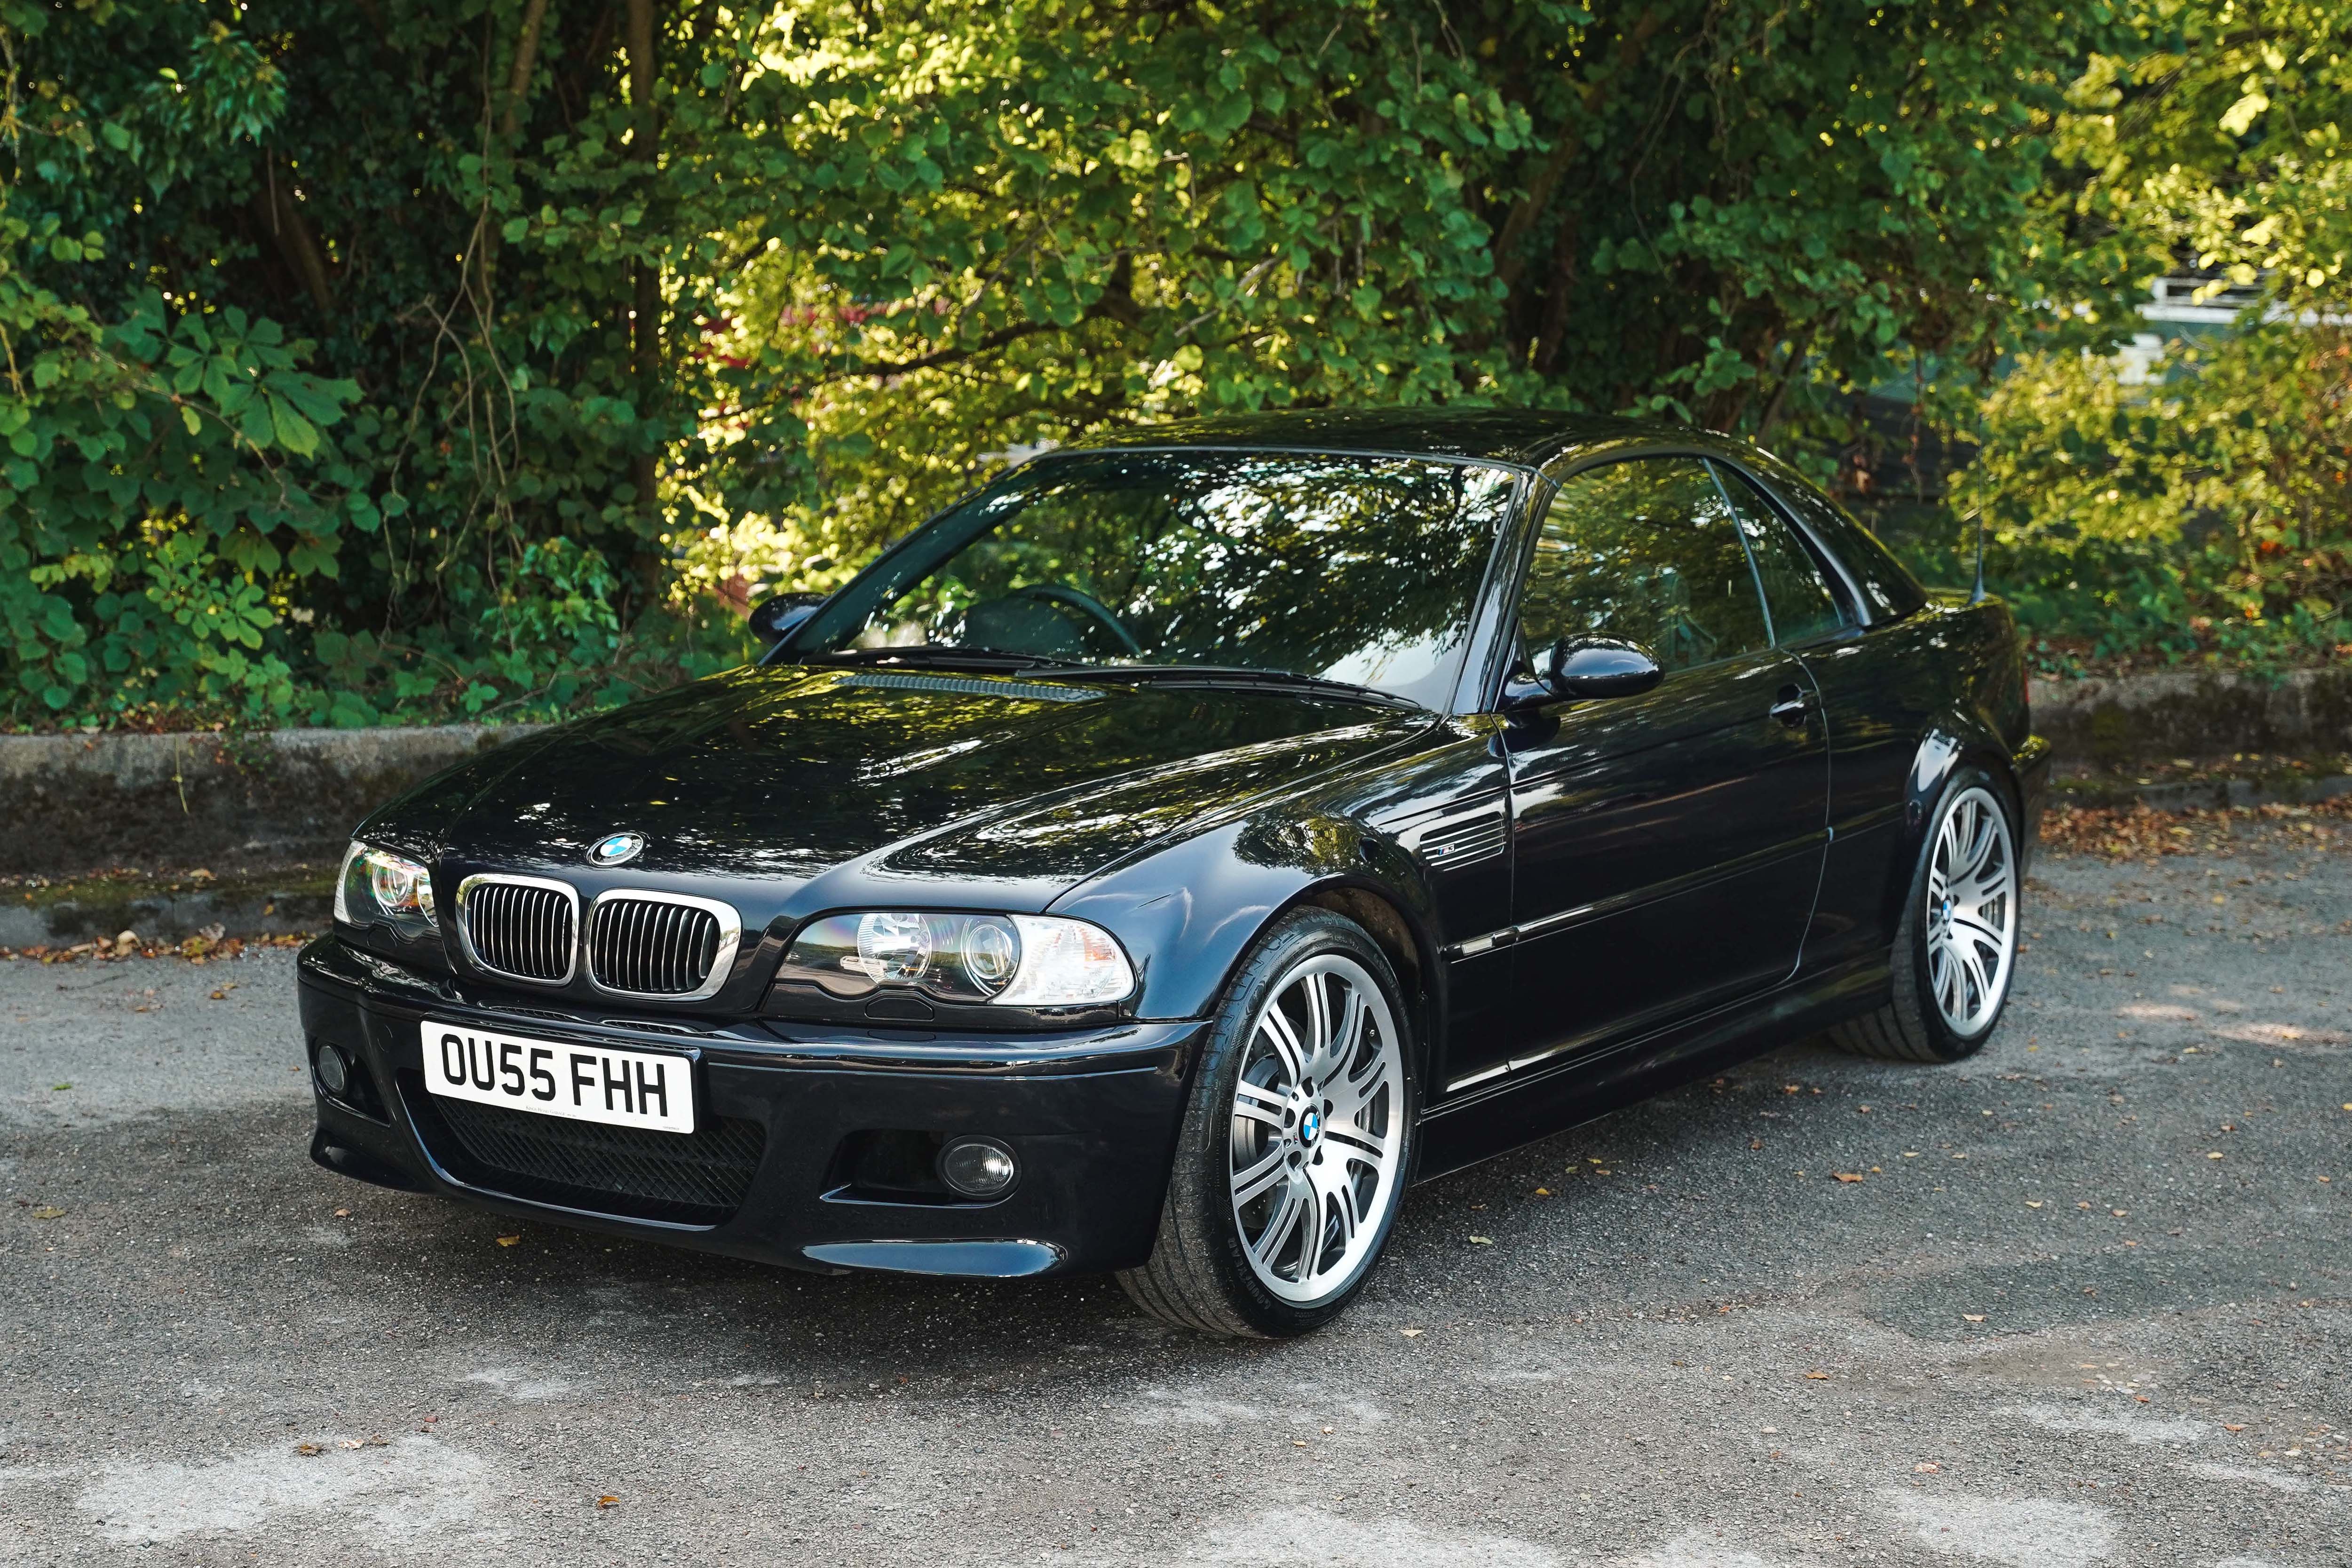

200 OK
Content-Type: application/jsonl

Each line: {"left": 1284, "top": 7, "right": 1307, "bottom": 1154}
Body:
{"left": 1741, "top": 454, "right": 1927, "bottom": 625}
{"left": 1709, "top": 461, "right": 1845, "bottom": 645}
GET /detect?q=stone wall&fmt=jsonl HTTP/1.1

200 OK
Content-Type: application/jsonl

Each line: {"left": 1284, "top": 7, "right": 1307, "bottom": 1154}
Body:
{"left": 4, "top": 666, "right": 2348, "bottom": 879}
{"left": 2028, "top": 667, "right": 2352, "bottom": 771}
{"left": 0, "top": 725, "right": 545, "bottom": 877}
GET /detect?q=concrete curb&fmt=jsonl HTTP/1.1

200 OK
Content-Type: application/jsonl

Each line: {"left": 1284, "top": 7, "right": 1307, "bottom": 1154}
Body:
{"left": 2051, "top": 774, "right": 2352, "bottom": 813}
{"left": 0, "top": 884, "right": 330, "bottom": 949}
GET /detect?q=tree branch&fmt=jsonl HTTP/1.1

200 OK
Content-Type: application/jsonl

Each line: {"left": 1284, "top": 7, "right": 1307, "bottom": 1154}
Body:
{"left": 499, "top": 0, "right": 554, "bottom": 142}
{"left": 255, "top": 157, "right": 336, "bottom": 319}
{"left": 1492, "top": 6, "right": 1666, "bottom": 294}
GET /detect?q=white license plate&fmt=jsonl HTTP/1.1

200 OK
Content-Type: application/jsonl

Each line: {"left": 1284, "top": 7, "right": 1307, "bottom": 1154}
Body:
{"left": 421, "top": 1021, "right": 696, "bottom": 1135}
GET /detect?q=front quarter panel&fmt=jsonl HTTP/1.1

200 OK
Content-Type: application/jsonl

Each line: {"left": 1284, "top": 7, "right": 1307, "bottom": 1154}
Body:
{"left": 1051, "top": 724, "right": 1508, "bottom": 1091}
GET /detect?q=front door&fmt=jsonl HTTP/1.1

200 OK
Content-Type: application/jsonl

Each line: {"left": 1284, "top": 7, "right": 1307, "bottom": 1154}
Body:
{"left": 1464, "top": 456, "right": 1829, "bottom": 1089}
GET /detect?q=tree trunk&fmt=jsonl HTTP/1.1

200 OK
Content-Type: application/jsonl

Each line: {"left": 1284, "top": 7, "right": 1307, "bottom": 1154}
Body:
{"left": 623, "top": 0, "right": 663, "bottom": 569}
{"left": 255, "top": 159, "right": 336, "bottom": 321}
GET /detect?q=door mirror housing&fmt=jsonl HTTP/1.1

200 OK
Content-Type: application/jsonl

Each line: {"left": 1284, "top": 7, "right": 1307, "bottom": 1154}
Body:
{"left": 748, "top": 591, "right": 827, "bottom": 647}
{"left": 1549, "top": 635, "right": 1663, "bottom": 698}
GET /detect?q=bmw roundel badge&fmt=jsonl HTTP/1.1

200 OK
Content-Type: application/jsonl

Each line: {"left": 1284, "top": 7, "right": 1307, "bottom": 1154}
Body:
{"left": 588, "top": 832, "right": 646, "bottom": 867}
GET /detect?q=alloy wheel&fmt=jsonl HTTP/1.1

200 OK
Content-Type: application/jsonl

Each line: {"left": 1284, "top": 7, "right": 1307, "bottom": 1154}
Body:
{"left": 1924, "top": 784, "right": 2018, "bottom": 1037}
{"left": 1227, "top": 953, "right": 1405, "bottom": 1304}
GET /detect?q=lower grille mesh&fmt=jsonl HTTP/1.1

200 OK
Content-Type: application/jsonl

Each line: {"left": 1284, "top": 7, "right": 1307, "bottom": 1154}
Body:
{"left": 402, "top": 1072, "right": 764, "bottom": 1224}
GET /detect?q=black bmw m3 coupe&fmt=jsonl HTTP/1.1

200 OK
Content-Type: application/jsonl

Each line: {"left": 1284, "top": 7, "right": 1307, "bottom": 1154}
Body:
{"left": 301, "top": 409, "right": 2048, "bottom": 1337}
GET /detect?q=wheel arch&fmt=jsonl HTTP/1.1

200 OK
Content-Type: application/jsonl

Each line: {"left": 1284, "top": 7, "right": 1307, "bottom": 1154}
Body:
{"left": 1890, "top": 717, "right": 2028, "bottom": 929}
{"left": 1050, "top": 815, "right": 1449, "bottom": 1095}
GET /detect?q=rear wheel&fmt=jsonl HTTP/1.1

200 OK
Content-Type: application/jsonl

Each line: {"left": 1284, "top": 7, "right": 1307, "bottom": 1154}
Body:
{"left": 1118, "top": 911, "right": 1415, "bottom": 1338}
{"left": 1832, "top": 766, "right": 2021, "bottom": 1063}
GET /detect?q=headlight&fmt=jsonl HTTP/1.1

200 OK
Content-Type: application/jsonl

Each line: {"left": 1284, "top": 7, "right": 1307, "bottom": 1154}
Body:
{"left": 334, "top": 841, "right": 438, "bottom": 937}
{"left": 780, "top": 911, "right": 1134, "bottom": 1008}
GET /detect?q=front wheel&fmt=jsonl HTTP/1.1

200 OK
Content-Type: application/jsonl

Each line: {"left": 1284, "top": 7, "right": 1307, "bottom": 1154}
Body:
{"left": 1118, "top": 911, "right": 1416, "bottom": 1338}
{"left": 1831, "top": 766, "right": 2022, "bottom": 1063}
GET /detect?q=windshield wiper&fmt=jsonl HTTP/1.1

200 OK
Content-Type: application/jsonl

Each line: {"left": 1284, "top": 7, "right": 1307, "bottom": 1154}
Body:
{"left": 796, "top": 645, "right": 1063, "bottom": 673}
{"left": 1043, "top": 664, "right": 1425, "bottom": 711}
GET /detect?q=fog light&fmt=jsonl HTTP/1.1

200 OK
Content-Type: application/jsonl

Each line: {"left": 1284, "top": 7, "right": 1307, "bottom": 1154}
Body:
{"left": 937, "top": 1136, "right": 1018, "bottom": 1198}
{"left": 315, "top": 1044, "right": 350, "bottom": 1097}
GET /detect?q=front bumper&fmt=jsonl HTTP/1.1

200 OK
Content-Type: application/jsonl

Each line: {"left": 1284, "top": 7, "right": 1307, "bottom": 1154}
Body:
{"left": 296, "top": 937, "right": 1200, "bottom": 1277}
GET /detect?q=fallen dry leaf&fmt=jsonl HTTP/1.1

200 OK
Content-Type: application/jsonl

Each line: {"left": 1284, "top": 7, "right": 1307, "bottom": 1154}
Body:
{"left": 596, "top": 1495, "right": 620, "bottom": 1509}
{"left": 1914, "top": 1461, "right": 1941, "bottom": 1474}
{"left": 1467, "top": 1235, "right": 1494, "bottom": 1245}
{"left": 496, "top": 1234, "right": 522, "bottom": 1247}
{"left": 29, "top": 1206, "right": 64, "bottom": 1220}
{"left": 333, "top": 1207, "right": 352, "bottom": 1219}
{"left": 1399, "top": 1328, "right": 1424, "bottom": 1338}
{"left": 295, "top": 1443, "right": 322, "bottom": 1457}
{"left": 2225, "top": 1423, "right": 2246, "bottom": 1432}
{"left": 2026, "top": 1201, "right": 2044, "bottom": 1209}
{"left": 1532, "top": 1187, "right": 1552, "bottom": 1197}
{"left": 1833, "top": 1172, "right": 1866, "bottom": 1183}
{"left": 1805, "top": 1371, "right": 1831, "bottom": 1381}
{"left": 1962, "top": 1314, "right": 1987, "bottom": 1323}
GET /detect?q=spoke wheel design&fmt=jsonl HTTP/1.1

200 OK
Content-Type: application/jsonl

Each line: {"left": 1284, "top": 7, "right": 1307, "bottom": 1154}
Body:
{"left": 1922, "top": 784, "right": 2018, "bottom": 1037}
{"left": 1227, "top": 953, "right": 1404, "bottom": 1305}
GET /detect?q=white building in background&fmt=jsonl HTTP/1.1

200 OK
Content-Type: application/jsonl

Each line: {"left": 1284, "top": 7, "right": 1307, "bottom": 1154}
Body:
{"left": 2116, "top": 276, "right": 2347, "bottom": 383}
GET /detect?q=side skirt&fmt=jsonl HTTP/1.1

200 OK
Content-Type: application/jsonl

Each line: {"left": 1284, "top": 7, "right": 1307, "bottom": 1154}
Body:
{"left": 1411, "top": 954, "right": 1891, "bottom": 1182}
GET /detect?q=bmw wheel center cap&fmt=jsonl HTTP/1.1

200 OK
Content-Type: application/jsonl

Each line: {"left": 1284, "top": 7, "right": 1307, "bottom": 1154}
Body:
{"left": 589, "top": 832, "right": 646, "bottom": 867}
{"left": 1299, "top": 1108, "right": 1323, "bottom": 1145}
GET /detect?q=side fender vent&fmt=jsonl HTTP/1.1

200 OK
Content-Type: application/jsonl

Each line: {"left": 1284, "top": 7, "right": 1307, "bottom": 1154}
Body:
{"left": 1405, "top": 806, "right": 1507, "bottom": 869}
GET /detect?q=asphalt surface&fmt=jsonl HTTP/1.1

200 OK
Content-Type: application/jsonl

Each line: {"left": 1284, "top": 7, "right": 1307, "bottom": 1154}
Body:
{"left": 4, "top": 825, "right": 2347, "bottom": 1566}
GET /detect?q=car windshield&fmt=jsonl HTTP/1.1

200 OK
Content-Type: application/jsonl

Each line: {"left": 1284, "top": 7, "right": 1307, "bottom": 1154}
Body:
{"left": 786, "top": 450, "right": 1519, "bottom": 711}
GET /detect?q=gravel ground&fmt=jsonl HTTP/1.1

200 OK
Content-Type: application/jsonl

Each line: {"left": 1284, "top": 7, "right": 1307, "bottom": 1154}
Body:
{"left": 3, "top": 825, "right": 2347, "bottom": 1567}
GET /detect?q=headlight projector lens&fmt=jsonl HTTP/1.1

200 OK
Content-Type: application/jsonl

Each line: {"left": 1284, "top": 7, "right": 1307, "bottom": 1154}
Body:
{"left": 315, "top": 1044, "right": 351, "bottom": 1096}
{"left": 937, "top": 1136, "right": 1019, "bottom": 1198}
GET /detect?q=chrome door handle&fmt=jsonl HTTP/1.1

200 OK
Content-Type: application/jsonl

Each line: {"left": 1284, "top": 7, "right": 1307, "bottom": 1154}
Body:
{"left": 1770, "top": 686, "right": 1809, "bottom": 728}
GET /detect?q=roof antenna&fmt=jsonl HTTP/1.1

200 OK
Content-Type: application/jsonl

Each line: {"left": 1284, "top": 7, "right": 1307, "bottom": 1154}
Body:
{"left": 1965, "top": 507, "right": 1988, "bottom": 604}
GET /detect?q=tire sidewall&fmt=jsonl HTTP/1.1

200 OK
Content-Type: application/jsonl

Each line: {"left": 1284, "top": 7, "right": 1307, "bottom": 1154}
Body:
{"left": 1177, "top": 910, "right": 1419, "bottom": 1337}
{"left": 1902, "top": 764, "right": 2020, "bottom": 1057}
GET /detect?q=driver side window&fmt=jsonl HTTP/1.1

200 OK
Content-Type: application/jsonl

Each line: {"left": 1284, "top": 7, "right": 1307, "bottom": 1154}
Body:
{"left": 1518, "top": 457, "right": 1772, "bottom": 676}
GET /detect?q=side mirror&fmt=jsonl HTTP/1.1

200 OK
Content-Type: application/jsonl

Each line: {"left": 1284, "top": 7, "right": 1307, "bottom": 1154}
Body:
{"left": 1545, "top": 636, "right": 1663, "bottom": 699}
{"left": 748, "top": 591, "right": 827, "bottom": 647}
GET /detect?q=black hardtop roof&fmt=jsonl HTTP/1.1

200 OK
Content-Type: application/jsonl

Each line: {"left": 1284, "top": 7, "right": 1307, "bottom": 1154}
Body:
{"left": 1062, "top": 407, "right": 1734, "bottom": 470}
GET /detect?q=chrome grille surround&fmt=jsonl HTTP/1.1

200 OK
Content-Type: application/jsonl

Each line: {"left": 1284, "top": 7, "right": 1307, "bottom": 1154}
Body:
{"left": 587, "top": 890, "right": 743, "bottom": 1002}
{"left": 454, "top": 874, "right": 580, "bottom": 986}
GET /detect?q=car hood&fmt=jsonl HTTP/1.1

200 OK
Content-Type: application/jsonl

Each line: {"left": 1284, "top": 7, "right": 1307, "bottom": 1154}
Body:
{"left": 376, "top": 664, "right": 1430, "bottom": 891}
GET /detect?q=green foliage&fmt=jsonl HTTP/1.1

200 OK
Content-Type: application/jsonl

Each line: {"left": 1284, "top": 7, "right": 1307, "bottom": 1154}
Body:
{"left": 1948, "top": 0, "right": 2352, "bottom": 671}
{"left": 5, "top": 0, "right": 2289, "bottom": 731}
{"left": 733, "top": 0, "right": 2138, "bottom": 568}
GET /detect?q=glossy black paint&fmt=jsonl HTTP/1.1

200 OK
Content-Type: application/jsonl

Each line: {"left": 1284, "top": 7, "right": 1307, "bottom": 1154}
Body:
{"left": 303, "top": 410, "right": 2048, "bottom": 1277}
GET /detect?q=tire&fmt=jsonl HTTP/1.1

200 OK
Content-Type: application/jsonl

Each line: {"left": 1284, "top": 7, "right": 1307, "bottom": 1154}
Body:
{"left": 1831, "top": 765, "right": 2023, "bottom": 1064}
{"left": 1118, "top": 909, "right": 1418, "bottom": 1338}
